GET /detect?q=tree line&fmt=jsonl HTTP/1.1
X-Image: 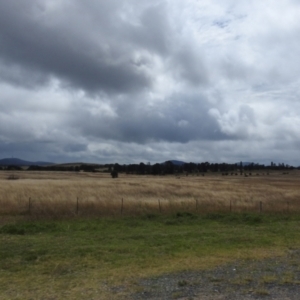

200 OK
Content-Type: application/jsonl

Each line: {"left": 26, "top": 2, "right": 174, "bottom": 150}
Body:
{"left": 111, "top": 161, "right": 296, "bottom": 175}
{"left": 0, "top": 161, "right": 296, "bottom": 175}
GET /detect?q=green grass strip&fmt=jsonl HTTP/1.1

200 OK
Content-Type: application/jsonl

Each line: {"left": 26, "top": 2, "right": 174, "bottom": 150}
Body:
{"left": 1, "top": 213, "right": 300, "bottom": 299}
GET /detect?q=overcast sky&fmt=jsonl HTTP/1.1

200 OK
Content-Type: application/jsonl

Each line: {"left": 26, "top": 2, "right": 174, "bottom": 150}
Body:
{"left": 1, "top": 0, "right": 300, "bottom": 165}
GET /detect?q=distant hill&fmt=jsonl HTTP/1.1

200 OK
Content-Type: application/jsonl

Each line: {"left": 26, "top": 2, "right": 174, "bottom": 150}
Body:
{"left": 163, "top": 160, "right": 186, "bottom": 166}
{"left": 0, "top": 158, "right": 54, "bottom": 166}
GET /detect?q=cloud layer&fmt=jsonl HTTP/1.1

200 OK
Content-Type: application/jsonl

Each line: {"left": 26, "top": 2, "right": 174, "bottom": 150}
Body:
{"left": 1, "top": 0, "right": 300, "bottom": 165}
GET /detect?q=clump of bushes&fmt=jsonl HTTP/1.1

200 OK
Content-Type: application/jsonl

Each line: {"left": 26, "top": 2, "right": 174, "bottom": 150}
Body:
{"left": 7, "top": 174, "right": 19, "bottom": 180}
{"left": 111, "top": 170, "right": 118, "bottom": 178}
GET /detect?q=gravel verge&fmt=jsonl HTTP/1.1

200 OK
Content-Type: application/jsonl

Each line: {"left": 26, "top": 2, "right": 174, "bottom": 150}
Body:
{"left": 118, "top": 249, "right": 300, "bottom": 299}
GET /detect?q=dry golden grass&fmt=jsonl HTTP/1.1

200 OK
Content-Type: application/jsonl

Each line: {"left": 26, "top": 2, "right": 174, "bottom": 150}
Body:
{"left": 1, "top": 170, "right": 300, "bottom": 218}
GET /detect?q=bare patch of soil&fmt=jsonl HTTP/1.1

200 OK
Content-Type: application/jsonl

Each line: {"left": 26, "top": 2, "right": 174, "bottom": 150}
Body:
{"left": 125, "top": 249, "right": 300, "bottom": 299}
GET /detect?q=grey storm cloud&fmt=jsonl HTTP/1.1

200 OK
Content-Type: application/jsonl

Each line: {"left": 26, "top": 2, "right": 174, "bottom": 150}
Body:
{"left": 0, "top": 0, "right": 161, "bottom": 93}
{"left": 1, "top": 0, "right": 300, "bottom": 165}
{"left": 69, "top": 93, "right": 228, "bottom": 144}
{"left": 0, "top": 0, "right": 211, "bottom": 94}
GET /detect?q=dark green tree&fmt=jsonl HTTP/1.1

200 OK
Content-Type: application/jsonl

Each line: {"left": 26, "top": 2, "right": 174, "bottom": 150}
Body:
{"left": 111, "top": 170, "right": 118, "bottom": 178}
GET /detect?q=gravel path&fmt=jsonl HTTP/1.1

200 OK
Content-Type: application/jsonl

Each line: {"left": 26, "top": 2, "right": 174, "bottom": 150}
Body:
{"left": 121, "top": 249, "right": 300, "bottom": 299}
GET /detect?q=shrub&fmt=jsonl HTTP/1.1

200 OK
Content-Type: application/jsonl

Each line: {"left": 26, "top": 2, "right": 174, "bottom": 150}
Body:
{"left": 111, "top": 170, "right": 118, "bottom": 178}
{"left": 7, "top": 174, "right": 19, "bottom": 180}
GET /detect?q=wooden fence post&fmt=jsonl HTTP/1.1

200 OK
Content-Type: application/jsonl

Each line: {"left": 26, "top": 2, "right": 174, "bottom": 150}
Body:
{"left": 76, "top": 197, "right": 79, "bottom": 215}
{"left": 121, "top": 198, "right": 124, "bottom": 215}
{"left": 28, "top": 197, "right": 31, "bottom": 214}
{"left": 158, "top": 199, "right": 161, "bottom": 213}
{"left": 230, "top": 200, "right": 232, "bottom": 213}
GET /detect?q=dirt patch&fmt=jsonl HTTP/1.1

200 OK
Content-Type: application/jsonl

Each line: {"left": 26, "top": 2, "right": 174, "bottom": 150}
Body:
{"left": 124, "top": 249, "right": 300, "bottom": 299}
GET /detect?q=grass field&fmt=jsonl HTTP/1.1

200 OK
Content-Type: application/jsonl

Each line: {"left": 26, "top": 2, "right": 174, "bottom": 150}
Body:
{"left": 1, "top": 170, "right": 300, "bottom": 299}
{"left": 0, "top": 170, "right": 300, "bottom": 217}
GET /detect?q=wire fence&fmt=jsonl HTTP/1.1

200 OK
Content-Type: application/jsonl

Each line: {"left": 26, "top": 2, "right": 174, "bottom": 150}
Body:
{"left": 0, "top": 197, "right": 296, "bottom": 219}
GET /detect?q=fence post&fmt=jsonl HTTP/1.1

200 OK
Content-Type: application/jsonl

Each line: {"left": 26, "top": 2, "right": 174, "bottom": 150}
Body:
{"left": 230, "top": 200, "right": 232, "bottom": 213}
{"left": 28, "top": 197, "right": 31, "bottom": 214}
{"left": 260, "top": 201, "right": 263, "bottom": 213}
{"left": 76, "top": 197, "right": 79, "bottom": 215}
{"left": 287, "top": 201, "right": 289, "bottom": 213}
{"left": 158, "top": 199, "right": 161, "bottom": 213}
{"left": 121, "top": 198, "right": 124, "bottom": 215}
